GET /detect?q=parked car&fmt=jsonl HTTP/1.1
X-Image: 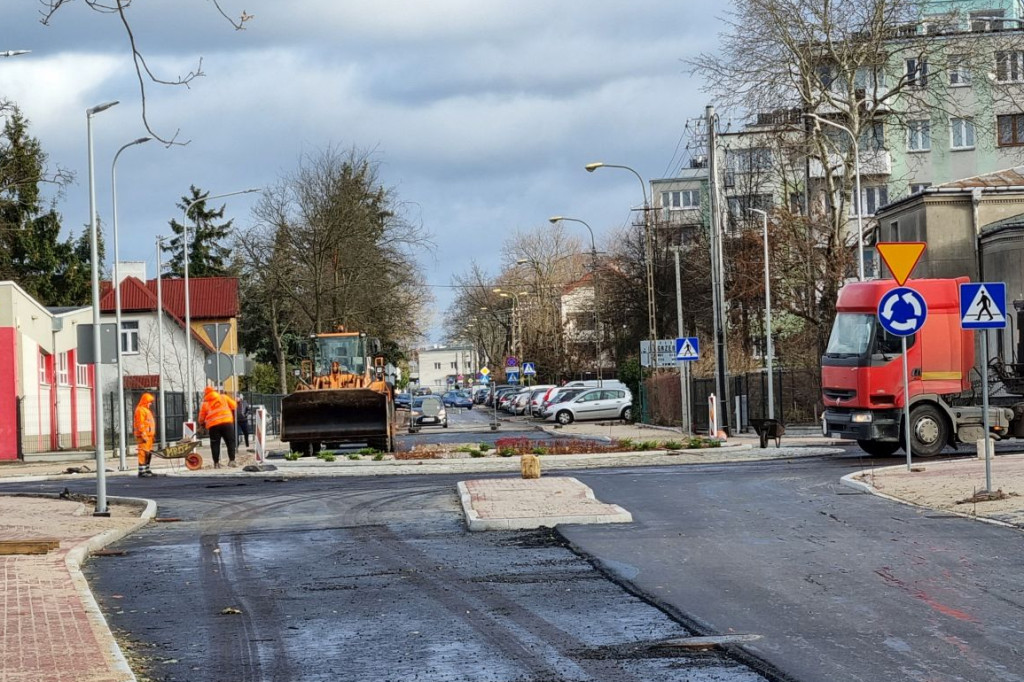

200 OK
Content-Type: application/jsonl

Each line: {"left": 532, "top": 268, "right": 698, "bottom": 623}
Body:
{"left": 442, "top": 390, "right": 473, "bottom": 409}
{"left": 537, "top": 387, "right": 586, "bottom": 418}
{"left": 413, "top": 387, "right": 432, "bottom": 396}
{"left": 496, "top": 388, "right": 520, "bottom": 411}
{"left": 545, "top": 388, "right": 632, "bottom": 425}
{"left": 409, "top": 395, "right": 448, "bottom": 431}
{"left": 511, "top": 390, "right": 533, "bottom": 415}
{"left": 485, "top": 385, "right": 513, "bottom": 407}
{"left": 472, "top": 387, "right": 489, "bottom": 404}
{"left": 526, "top": 385, "right": 557, "bottom": 417}
{"left": 394, "top": 392, "right": 412, "bottom": 410}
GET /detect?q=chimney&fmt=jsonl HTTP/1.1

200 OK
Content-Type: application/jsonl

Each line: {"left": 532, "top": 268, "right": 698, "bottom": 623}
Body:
{"left": 118, "top": 261, "right": 147, "bottom": 285}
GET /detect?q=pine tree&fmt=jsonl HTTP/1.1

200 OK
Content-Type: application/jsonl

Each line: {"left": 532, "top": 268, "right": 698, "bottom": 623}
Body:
{"left": 0, "top": 105, "right": 91, "bottom": 305}
{"left": 163, "top": 185, "right": 235, "bottom": 277}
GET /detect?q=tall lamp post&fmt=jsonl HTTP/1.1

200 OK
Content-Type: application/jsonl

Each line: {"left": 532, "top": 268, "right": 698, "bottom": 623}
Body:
{"left": 110, "top": 136, "right": 151, "bottom": 470}
{"left": 181, "top": 188, "right": 259, "bottom": 421}
{"left": 803, "top": 112, "right": 865, "bottom": 282}
{"left": 585, "top": 162, "right": 655, "bottom": 354}
{"left": 86, "top": 99, "right": 119, "bottom": 516}
{"left": 749, "top": 208, "right": 775, "bottom": 421}
{"left": 549, "top": 216, "right": 602, "bottom": 384}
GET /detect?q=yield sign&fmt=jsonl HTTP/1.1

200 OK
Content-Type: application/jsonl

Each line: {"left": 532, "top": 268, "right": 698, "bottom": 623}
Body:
{"left": 876, "top": 242, "right": 926, "bottom": 286}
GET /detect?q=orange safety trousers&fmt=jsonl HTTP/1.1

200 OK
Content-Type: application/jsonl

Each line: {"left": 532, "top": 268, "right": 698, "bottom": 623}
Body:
{"left": 134, "top": 404, "right": 155, "bottom": 466}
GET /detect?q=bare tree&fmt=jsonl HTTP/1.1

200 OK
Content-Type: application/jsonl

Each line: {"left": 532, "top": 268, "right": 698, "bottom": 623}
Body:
{"left": 39, "top": 0, "right": 253, "bottom": 144}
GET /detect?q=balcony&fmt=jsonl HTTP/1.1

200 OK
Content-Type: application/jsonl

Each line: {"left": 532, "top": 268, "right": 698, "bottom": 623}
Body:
{"left": 809, "top": 149, "right": 891, "bottom": 178}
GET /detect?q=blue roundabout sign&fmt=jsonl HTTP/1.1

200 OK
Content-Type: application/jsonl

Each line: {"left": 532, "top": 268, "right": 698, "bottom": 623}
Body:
{"left": 877, "top": 286, "right": 927, "bottom": 337}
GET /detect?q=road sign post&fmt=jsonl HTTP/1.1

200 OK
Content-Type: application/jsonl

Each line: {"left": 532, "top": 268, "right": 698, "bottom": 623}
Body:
{"left": 876, "top": 242, "right": 928, "bottom": 472}
{"left": 960, "top": 282, "right": 1007, "bottom": 493}
{"left": 675, "top": 338, "right": 699, "bottom": 434}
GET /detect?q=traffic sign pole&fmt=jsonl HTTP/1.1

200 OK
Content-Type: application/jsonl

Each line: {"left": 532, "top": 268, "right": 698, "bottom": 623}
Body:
{"left": 982, "top": 331, "right": 992, "bottom": 492}
{"left": 901, "top": 336, "right": 912, "bottom": 471}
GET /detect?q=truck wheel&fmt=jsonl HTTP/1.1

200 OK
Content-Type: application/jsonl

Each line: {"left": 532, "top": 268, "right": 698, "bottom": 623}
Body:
{"left": 908, "top": 404, "right": 948, "bottom": 457}
{"left": 856, "top": 440, "right": 900, "bottom": 457}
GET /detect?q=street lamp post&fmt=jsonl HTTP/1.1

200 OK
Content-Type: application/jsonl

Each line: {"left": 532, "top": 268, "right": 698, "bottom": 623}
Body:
{"left": 549, "top": 216, "right": 602, "bottom": 385}
{"left": 110, "top": 136, "right": 151, "bottom": 471}
{"left": 181, "top": 188, "right": 259, "bottom": 421}
{"left": 86, "top": 99, "right": 119, "bottom": 515}
{"left": 668, "top": 245, "right": 693, "bottom": 434}
{"left": 585, "top": 162, "right": 656, "bottom": 357}
{"left": 803, "top": 113, "right": 865, "bottom": 282}
{"left": 493, "top": 289, "right": 528, "bottom": 380}
{"left": 155, "top": 236, "right": 167, "bottom": 449}
{"left": 749, "top": 209, "right": 775, "bottom": 421}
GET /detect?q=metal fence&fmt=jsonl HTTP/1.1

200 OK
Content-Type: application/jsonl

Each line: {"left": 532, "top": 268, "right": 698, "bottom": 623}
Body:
{"left": 104, "top": 391, "right": 286, "bottom": 446}
{"left": 644, "top": 367, "right": 821, "bottom": 433}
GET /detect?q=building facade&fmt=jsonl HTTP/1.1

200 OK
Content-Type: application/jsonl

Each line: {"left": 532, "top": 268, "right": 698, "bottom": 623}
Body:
{"left": 414, "top": 345, "right": 479, "bottom": 391}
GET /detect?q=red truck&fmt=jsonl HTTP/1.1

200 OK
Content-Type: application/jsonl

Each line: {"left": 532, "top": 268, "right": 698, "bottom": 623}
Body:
{"left": 821, "top": 277, "right": 1021, "bottom": 457}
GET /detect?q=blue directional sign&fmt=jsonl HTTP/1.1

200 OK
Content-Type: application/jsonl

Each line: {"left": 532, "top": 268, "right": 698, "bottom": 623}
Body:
{"left": 877, "top": 286, "right": 928, "bottom": 337}
{"left": 959, "top": 282, "right": 1007, "bottom": 330}
{"left": 675, "top": 337, "right": 700, "bottom": 361}
{"left": 522, "top": 362, "right": 537, "bottom": 376}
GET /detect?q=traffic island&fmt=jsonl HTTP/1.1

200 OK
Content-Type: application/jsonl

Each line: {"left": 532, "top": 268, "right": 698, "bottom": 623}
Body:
{"left": 458, "top": 477, "right": 633, "bottom": 531}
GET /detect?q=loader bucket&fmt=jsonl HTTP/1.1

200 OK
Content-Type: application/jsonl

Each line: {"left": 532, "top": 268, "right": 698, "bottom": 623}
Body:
{"left": 281, "top": 388, "right": 392, "bottom": 446}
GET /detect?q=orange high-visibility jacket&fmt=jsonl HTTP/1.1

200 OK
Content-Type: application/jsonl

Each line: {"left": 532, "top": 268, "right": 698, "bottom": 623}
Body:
{"left": 199, "top": 390, "right": 236, "bottom": 429}
{"left": 133, "top": 394, "right": 156, "bottom": 447}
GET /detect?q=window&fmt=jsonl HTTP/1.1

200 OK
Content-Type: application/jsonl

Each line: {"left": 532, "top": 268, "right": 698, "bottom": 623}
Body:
{"left": 906, "top": 58, "right": 928, "bottom": 86}
{"left": 971, "top": 9, "right": 1005, "bottom": 31}
{"left": 851, "top": 186, "right": 889, "bottom": 216}
{"left": 120, "top": 320, "right": 139, "bottom": 354}
{"left": 38, "top": 350, "right": 48, "bottom": 386}
{"left": 948, "top": 54, "right": 971, "bottom": 86}
{"left": 76, "top": 362, "right": 90, "bottom": 387}
{"left": 907, "top": 120, "right": 931, "bottom": 151}
{"left": 727, "top": 147, "right": 772, "bottom": 173}
{"left": 727, "top": 194, "right": 773, "bottom": 218}
{"left": 660, "top": 189, "right": 700, "bottom": 210}
{"left": 854, "top": 66, "right": 885, "bottom": 90}
{"left": 57, "top": 352, "right": 69, "bottom": 386}
{"left": 858, "top": 122, "right": 886, "bottom": 151}
{"left": 995, "top": 51, "right": 1024, "bottom": 82}
{"left": 450, "top": 361, "right": 457, "bottom": 369}
{"left": 433, "top": 362, "right": 442, "bottom": 370}
{"left": 950, "top": 118, "right": 976, "bottom": 149}
{"left": 997, "top": 114, "right": 1024, "bottom": 146}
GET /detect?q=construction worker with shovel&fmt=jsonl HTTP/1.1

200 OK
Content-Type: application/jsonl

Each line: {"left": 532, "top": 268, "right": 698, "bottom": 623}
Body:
{"left": 134, "top": 392, "right": 157, "bottom": 478}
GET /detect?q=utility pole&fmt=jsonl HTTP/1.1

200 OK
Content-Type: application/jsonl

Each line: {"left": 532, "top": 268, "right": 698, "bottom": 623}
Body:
{"left": 707, "top": 105, "right": 731, "bottom": 434}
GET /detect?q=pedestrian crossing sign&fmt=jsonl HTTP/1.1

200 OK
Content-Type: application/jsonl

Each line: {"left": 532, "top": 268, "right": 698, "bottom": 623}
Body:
{"left": 959, "top": 282, "right": 1006, "bottom": 330}
{"left": 675, "top": 337, "right": 700, "bottom": 361}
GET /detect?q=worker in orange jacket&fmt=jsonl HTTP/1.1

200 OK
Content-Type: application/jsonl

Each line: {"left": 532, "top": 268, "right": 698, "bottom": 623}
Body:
{"left": 133, "top": 393, "right": 156, "bottom": 478}
{"left": 199, "top": 386, "right": 237, "bottom": 468}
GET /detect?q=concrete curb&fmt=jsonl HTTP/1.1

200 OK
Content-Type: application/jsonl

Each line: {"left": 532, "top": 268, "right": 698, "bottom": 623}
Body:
{"left": 840, "top": 468, "right": 1022, "bottom": 531}
{"left": 63, "top": 495, "right": 157, "bottom": 682}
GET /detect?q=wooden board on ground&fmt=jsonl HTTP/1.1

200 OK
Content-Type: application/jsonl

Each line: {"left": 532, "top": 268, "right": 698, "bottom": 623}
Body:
{"left": 0, "top": 538, "right": 60, "bottom": 555}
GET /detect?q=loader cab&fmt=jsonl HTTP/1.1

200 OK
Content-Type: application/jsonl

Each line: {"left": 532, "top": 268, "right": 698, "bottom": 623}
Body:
{"left": 314, "top": 334, "right": 368, "bottom": 376}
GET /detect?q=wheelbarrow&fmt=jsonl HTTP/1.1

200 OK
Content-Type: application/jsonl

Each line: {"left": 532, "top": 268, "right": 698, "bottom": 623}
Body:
{"left": 750, "top": 418, "right": 785, "bottom": 449}
{"left": 151, "top": 440, "right": 203, "bottom": 471}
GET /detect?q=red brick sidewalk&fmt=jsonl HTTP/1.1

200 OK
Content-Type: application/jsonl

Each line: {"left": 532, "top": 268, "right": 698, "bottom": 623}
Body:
{"left": 0, "top": 496, "right": 153, "bottom": 682}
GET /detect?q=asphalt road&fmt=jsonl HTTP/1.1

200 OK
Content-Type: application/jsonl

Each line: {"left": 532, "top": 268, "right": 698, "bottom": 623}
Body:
{"left": 58, "top": 473, "right": 769, "bottom": 682}
{"left": 561, "top": 452, "right": 1024, "bottom": 682}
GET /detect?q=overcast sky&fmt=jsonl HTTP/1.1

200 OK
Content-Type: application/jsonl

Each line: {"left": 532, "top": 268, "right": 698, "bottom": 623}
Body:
{"left": 2, "top": 0, "right": 728, "bottom": 342}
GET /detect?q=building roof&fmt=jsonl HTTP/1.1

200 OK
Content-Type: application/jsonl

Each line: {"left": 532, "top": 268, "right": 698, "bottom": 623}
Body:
{"left": 980, "top": 211, "right": 1024, "bottom": 237}
{"left": 100, "top": 276, "right": 239, "bottom": 319}
{"left": 99, "top": 276, "right": 216, "bottom": 352}
{"left": 935, "top": 166, "right": 1024, "bottom": 189}
{"left": 45, "top": 306, "right": 88, "bottom": 315}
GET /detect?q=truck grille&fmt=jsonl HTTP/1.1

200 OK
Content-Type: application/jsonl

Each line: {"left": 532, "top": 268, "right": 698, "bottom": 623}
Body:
{"left": 823, "top": 388, "right": 856, "bottom": 402}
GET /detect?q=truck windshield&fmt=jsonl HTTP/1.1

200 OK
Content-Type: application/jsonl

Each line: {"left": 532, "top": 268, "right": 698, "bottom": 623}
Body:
{"left": 825, "top": 313, "right": 874, "bottom": 357}
{"left": 315, "top": 336, "right": 365, "bottom": 375}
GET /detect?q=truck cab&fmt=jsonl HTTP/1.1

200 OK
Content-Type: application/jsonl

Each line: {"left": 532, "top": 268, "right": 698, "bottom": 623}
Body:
{"left": 821, "top": 278, "right": 975, "bottom": 456}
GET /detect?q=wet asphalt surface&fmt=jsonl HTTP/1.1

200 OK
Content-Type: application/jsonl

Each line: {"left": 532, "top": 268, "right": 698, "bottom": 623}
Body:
{"left": 71, "top": 471, "right": 770, "bottom": 682}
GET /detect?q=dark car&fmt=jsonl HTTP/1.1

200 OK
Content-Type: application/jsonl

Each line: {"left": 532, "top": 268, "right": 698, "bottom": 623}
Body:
{"left": 394, "top": 393, "right": 411, "bottom": 410}
{"left": 442, "top": 390, "right": 473, "bottom": 409}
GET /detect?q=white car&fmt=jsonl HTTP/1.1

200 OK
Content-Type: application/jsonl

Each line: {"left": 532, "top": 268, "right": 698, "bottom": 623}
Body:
{"left": 545, "top": 388, "right": 632, "bottom": 425}
{"left": 409, "top": 395, "right": 448, "bottom": 431}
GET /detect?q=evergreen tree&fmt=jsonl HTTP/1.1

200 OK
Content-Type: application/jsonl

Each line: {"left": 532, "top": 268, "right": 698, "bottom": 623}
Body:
{"left": 163, "top": 185, "right": 235, "bottom": 277}
{"left": 0, "top": 105, "right": 91, "bottom": 305}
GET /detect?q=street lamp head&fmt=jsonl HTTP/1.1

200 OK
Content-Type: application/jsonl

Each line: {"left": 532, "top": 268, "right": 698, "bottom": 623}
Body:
{"left": 515, "top": 258, "right": 530, "bottom": 265}
{"left": 548, "top": 216, "right": 563, "bottom": 224}
{"left": 498, "top": 292, "right": 511, "bottom": 299}
{"left": 132, "top": 136, "right": 152, "bottom": 146}
{"left": 1, "top": 50, "right": 30, "bottom": 57}
{"left": 87, "top": 100, "right": 119, "bottom": 116}
{"left": 584, "top": 162, "right": 604, "bottom": 173}
{"left": 492, "top": 288, "right": 503, "bottom": 294}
